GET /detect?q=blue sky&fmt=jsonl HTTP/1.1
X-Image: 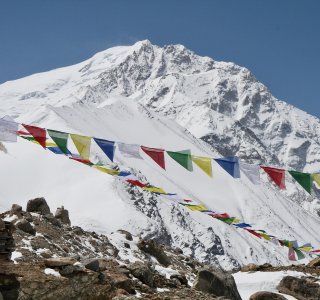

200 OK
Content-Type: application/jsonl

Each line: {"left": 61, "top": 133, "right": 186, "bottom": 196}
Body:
{"left": 0, "top": 1, "right": 319, "bottom": 116}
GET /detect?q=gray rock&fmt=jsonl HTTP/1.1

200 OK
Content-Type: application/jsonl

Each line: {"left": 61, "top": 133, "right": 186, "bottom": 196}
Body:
{"left": 43, "top": 214, "right": 61, "bottom": 227}
{"left": 129, "top": 261, "right": 154, "bottom": 287}
{"left": 10, "top": 204, "right": 22, "bottom": 218}
{"left": 82, "top": 258, "right": 100, "bottom": 272}
{"left": 26, "top": 197, "right": 50, "bottom": 215}
{"left": 59, "top": 265, "right": 74, "bottom": 276}
{"left": 44, "top": 257, "right": 77, "bottom": 267}
{"left": 15, "top": 218, "right": 36, "bottom": 236}
{"left": 55, "top": 206, "right": 71, "bottom": 225}
{"left": 249, "top": 291, "right": 286, "bottom": 300}
{"left": 170, "top": 273, "right": 189, "bottom": 286}
{"left": 137, "top": 239, "right": 171, "bottom": 267}
{"left": 277, "top": 276, "right": 320, "bottom": 300}
{"left": 117, "top": 229, "right": 133, "bottom": 241}
{"left": 194, "top": 268, "right": 242, "bottom": 300}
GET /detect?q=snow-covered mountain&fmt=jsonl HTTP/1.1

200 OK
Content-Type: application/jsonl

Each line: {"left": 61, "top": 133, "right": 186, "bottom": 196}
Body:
{"left": 0, "top": 40, "right": 319, "bottom": 270}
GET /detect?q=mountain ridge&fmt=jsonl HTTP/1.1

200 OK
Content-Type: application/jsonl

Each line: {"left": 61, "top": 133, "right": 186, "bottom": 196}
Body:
{"left": 0, "top": 40, "right": 320, "bottom": 270}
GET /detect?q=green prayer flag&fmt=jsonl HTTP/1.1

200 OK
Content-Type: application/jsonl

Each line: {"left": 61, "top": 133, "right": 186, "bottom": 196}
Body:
{"left": 294, "top": 248, "right": 305, "bottom": 260}
{"left": 47, "top": 129, "right": 69, "bottom": 155}
{"left": 289, "top": 170, "right": 312, "bottom": 194}
{"left": 167, "top": 150, "right": 193, "bottom": 171}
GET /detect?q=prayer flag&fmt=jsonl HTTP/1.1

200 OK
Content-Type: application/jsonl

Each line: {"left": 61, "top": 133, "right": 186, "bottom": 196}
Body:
{"left": 240, "top": 162, "right": 260, "bottom": 185}
{"left": 294, "top": 248, "right": 305, "bottom": 260}
{"left": 126, "top": 179, "right": 148, "bottom": 187}
{"left": 47, "top": 129, "right": 69, "bottom": 155}
{"left": 117, "top": 142, "right": 142, "bottom": 159}
{"left": 94, "top": 138, "right": 115, "bottom": 162}
{"left": 289, "top": 171, "right": 312, "bottom": 194}
{"left": 167, "top": 151, "right": 193, "bottom": 171}
{"left": 312, "top": 174, "right": 320, "bottom": 188}
{"left": 94, "top": 166, "right": 120, "bottom": 175}
{"left": 70, "top": 134, "right": 91, "bottom": 160}
{"left": 143, "top": 186, "right": 167, "bottom": 194}
{"left": 261, "top": 166, "right": 286, "bottom": 189}
{"left": 141, "top": 146, "right": 165, "bottom": 169}
{"left": 191, "top": 155, "right": 213, "bottom": 177}
{"left": 288, "top": 248, "right": 296, "bottom": 261}
{"left": 23, "top": 124, "right": 47, "bottom": 148}
{"left": 69, "top": 157, "right": 93, "bottom": 166}
{"left": 0, "top": 116, "right": 18, "bottom": 142}
{"left": 234, "top": 223, "right": 252, "bottom": 228}
{"left": 215, "top": 157, "right": 240, "bottom": 178}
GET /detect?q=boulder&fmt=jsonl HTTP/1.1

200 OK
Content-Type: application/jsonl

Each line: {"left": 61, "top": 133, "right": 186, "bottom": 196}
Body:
{"left": 10, "top": 204, "right": 22, "bottom": 218}
{"left": 26, "top": 197, "right": 50, "bottom": 215}
{"left": 307, "top": 257, "right": 320, "bottom": 267}
{"left": 59, "top": 265, "right": 74, "bottom": 276}
{"left": 44, "top": 257, "right": 77, "bottom": 267}
{"left": 43, "top": 214, "right": 61, "bottom": 227}
{"left": 277, "top": 276, "right": 320, "bottom": 300}
{"left": 55, "top": 206, "right": 71, "bottom": 225}
{"left": 128, "top": 261, "right": 154, "bottom": 287}
{"left": 137, "top": 239, "right": 171, "bottom": 267}
{"left": 249, "top": 291, "right": 287, "bottom": 300}
{"left": 15, "top": 218, "right": 36, "bottom": 236}
{"left": 170, "top": 273, "right": 189, "bottom": 286}
{"left": 82, "top": 258, "right": 100, "bottom": 272}
{"left": 117, "top": 229, "right": 133, "bottom": 241}
{"left": 194, "top": 268, "right": 242, "bottom": 300}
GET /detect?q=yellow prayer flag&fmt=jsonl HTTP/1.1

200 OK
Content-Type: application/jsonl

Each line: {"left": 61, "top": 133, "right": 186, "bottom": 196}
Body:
{"left": 70, "top": 134, "right": 91, "bottom": 160}
{"left": 297, "top": 246, "right": 313, "bottom": 252}
{"left": 191, "top": 155, "right": 213, "bottom": 177}
{"left": 143, "top": 186, "right": 167, "bottom": 194}
{"left": 260, "top": 233, "right": 271, "bottom": 241}
{"left": 93, "top": 166, "right": 120, "bottom": 175}
{"left": 186, "top": 204, "right": 208, "bottom": 211}
{"left": 312, "top": 174, "right": 320, "bottom": 188}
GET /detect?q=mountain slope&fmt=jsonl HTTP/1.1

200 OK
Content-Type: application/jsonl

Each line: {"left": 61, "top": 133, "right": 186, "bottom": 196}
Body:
{"left": 0, "top": 40, "right": 319, "bottom": 270}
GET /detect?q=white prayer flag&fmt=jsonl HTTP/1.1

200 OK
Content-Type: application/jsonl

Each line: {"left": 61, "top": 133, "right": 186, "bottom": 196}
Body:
{"left": 117, "top": 142, "right": 142, "bottom": 159}
{"left": 240, "top": 161, "right": 261, "bottom": 185}
{"left": 0, "top": 116, "right": 19, "bottom": 142}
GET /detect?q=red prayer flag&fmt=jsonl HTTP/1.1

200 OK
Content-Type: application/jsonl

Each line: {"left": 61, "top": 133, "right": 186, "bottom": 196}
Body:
{"left": 244, "top": 228, "right": 262, "bottom": 239}
{"left": 141, "top": 146, "right": 165, "bottom": 169}
{"left": 126, "top": 179, "right": 148, "bottom": 187}
{"left": 261, "top": 166, "right": 286, "bottom": 189}
{"left": 23, "top": 124, "right": 47, "bottom": 149}
{"left": 69, "top": 157, "right": 93, "bottom": 165}
{"left": 209, "top": 213, "right": 230, "bottom": 219}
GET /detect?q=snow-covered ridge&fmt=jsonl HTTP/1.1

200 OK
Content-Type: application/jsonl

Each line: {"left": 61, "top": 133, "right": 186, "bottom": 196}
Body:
{"left": 0, "top": 40, "right": 320, "bottom": 270}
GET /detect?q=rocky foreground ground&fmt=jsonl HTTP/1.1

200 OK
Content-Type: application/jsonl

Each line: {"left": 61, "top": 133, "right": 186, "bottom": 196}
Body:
{"left": 1, "top": 198, "right": 320, "bottom": 300}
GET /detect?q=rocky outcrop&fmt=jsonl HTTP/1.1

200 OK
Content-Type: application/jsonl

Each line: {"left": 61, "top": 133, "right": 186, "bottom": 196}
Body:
{"left": 15, "top": 218, "right": 36, "bottom": 236}
{"left": 138, "top": 239, "right": 171, "bottom": 267}
{"left": 26, "top": 197, "right": 50, "bottom": 215}
{"left": 277, "top": 276, "right": 320, "bottom": 300}
{"left": 194, "top": 268, "right": 242, "bottom": 300}
{"left": 249, "top": 291, "right": 286, "bottom": 300}
{"left": 55, "top": 206, "right": 71, "bottom": 225}
{"left": 1, "top": 199, "right": 244, "bottom": 299}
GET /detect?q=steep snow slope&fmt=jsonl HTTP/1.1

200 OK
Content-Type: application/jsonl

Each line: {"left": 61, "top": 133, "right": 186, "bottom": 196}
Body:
{"left": 0, "top": 40, "right": 320, "bottom": 270}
